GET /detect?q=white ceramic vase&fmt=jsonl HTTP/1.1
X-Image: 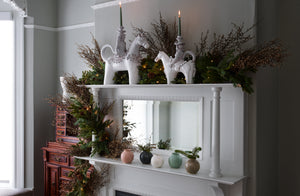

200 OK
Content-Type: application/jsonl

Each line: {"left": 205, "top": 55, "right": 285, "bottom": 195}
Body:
{"left": 151, "top": 154, "right": 164, "bottom": 168}
{"left": 60, "top": 77, "right": 69, "bottom": 103}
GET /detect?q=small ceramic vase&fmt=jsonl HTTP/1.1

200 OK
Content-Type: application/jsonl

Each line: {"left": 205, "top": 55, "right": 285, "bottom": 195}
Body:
{"left": 151, "top": 154, "right": 164, "bottom": 168}
{"left": 185, "top": 159, "right": 200, "bottom": 174}
{"left": 168, "top": 152, "right": 182, "bottom": 168}
{"left": 140, "top": 151, "right": 153, "bottom": 164}
{"left": 121, "top": 149, "right": 134, "bottom": 164}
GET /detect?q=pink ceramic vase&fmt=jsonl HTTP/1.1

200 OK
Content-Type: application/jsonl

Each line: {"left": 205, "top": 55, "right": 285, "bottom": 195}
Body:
{"left": 121, "top": 149, "right": 134, "bottom": 164}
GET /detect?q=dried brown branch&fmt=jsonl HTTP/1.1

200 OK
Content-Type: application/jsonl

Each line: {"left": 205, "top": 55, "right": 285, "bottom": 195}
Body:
{"left": 133, "top": 13, "right": 177, "bottom": 58}
{"left": 234, "top": 39, "right": 287, "bottom": 71}
{"left": 105, "top": 128, "right": 134, "bottom": 159}
{"left": 195, "top": 31, "right": 209, "bottom": 56}
{"left": 77, "top": 34, "right": 104, "bottom": 70}
{"left": 210, "top": 23, "right": 255, "bottom": 56}
{"left": 63, "top": 74, "right": 91, "bottom": 105}
{"left": 195, "top": 23, "right": 255, "bottom": 58}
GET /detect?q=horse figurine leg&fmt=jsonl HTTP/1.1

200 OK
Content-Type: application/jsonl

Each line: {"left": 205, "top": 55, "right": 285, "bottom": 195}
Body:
{"left": 166, "top": 71, "right": 177, "bottom": 84}
{"left": 127, "top": 62, "right": 139, "bottom": 85}
{"left": 180, "top": 64, "right": 191, "bottom": 84}
{"left": 182, "top": 62, "right": 195, "bottom": 84}
{"left": 104, "top": 63, "right": 115, "bottom": 85}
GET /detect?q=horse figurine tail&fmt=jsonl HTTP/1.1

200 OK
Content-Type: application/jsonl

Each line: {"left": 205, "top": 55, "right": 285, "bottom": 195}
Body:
{"left": 183, "top": 50, "right": 196, "bottom": 62}
{"left": 101, "top": 44, "right": 115, "bottom": 62}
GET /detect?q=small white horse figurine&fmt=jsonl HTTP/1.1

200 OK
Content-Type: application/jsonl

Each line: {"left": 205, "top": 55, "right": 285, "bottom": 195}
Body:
{"left": 101, "top": 34, "right": 149, "bottom": 85}
{"left": 155, "top": 51, "right": 196, "bottom": 84}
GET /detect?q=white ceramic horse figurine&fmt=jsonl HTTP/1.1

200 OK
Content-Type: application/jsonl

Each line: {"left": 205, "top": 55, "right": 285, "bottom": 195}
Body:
{"left": 101, "top": 34, "right": 149, "bottom": 85}
{"left": 155, "top": 51, "right": 196, "bottom": 84}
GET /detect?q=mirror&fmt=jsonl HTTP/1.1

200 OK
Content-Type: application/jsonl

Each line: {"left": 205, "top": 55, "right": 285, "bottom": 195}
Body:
{"left": 123, "top": 100, "right": 202, "bottom": 150}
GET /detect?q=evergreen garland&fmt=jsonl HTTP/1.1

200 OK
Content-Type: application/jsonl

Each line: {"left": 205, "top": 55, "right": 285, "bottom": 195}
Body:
{"left": 68, "top": 96, "right": 113, "bottom": 156}
{"left": 77, "top": 20, "right": 285, "bottom": 94}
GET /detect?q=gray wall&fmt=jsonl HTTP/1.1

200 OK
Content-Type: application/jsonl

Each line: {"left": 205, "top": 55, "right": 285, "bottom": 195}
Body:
{"left": 27, "top": 0, "right": 57, "bottom": 27}
{"left": 256, "top": 0, "right": 279, "bottom": 195}
{"left": 25, "top": 0, "right": 58, "bottom": 195}
{"left": 57, "top": 27, "right": 95, "bottom": 78}
{"left": 95, "top": 0, "right": 255, "bottom": 49}
{"left": 278, "top": 0, "right": 300, "bottom": 196}
{"left": 57, "top": 0, "right": 95, "bottom": 79}
{"left": 33, "top": 29, "right": 58, "bottom": 195}
{"left": 57, "top": 0, "right": 94, "bottom": 27}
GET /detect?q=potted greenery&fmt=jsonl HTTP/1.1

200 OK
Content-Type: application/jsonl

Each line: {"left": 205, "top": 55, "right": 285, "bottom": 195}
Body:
{"left": 138, "top": 143, "right": 153, "bottom": 164}
{"left": 175, "top": 147, "right": 202, "bottom": 174}
{"left": 157, "top": 138, "right": 171, "bottom": 150}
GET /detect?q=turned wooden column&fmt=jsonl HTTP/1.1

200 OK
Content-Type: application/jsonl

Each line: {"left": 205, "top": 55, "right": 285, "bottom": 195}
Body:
{"left": 209, "top": 87, "right": 223, "bottom": 178}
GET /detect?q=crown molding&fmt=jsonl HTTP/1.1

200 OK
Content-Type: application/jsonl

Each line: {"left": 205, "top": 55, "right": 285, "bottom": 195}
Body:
{"left": 2, "top": 0, "right": 27, "bottom": 17}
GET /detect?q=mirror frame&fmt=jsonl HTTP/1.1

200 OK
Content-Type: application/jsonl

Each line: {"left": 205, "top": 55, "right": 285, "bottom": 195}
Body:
{"left": 119, "top": 95, "right": 204, "bottom": 157}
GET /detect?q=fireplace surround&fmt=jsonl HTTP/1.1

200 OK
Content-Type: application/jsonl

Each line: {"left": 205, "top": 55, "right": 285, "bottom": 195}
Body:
{"left": 78, "top": 84, "right": 247, "bottom": 196}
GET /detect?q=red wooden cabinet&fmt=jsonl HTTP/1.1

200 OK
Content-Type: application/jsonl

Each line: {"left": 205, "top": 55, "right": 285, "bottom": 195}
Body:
{"left": 42, "top": 142, "right": 75, "bottom": 196}
{"left": 42, "top": 106, "right": 79, "bottom": 196}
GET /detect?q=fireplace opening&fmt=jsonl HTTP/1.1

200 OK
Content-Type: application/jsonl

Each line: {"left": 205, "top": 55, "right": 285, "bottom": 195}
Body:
{"left": 115, "top": 190, "right": 141, "bottom": 196}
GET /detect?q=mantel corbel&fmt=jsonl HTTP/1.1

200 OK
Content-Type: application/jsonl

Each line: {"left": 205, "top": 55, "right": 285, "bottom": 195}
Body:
{"left": 208, "top": 182, "right": 225, "bottom": 196}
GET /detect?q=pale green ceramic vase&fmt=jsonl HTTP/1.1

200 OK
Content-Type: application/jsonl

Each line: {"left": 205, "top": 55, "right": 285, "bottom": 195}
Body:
{"left": 168, "top": 152, "right": 182, "bottom": 168}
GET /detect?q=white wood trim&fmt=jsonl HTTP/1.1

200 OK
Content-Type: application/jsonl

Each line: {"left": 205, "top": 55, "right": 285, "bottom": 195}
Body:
{"left": 14, "top": 13, "right": 25, "bottom": 188}
{"left": 24, "top": 24, "right": 56, "bottom": 32}
{"left": 91, "top": 0, "right": 140, "bottom": 10}
{"left": 2, "top": 0, "right": 27, "bottom": 17}
{"left": 57, "top": 22, "right": 95, "bottom": 31}
{"left": 24, "top": 22, "right": 95, "bottom": 32}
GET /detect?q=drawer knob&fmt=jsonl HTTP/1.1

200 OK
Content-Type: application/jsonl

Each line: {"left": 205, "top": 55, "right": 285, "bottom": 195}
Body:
{"left": 55, "top": 157, "right": 61, "bottom": 161}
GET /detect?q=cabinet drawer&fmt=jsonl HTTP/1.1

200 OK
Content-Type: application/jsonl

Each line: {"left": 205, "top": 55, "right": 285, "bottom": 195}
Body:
{"left": 61, "top": 167, "right": 73, "bottom": 180}
{"left": 56, "top": 129, "right": 65, "bottom": 136}
{"left": 56, "top": 106, "right": 67, "bottom": 112}
{"left": 56, "top": 120, "right": 66, "bottom": 128}
{"left": 56, "top": 136, "right": 79, "bottom": 144}
{"left": 56, "top": 113, "right": 66, "bottom": 121}
{"left": 49, "top": 152, "right": 69, "bottom": 166}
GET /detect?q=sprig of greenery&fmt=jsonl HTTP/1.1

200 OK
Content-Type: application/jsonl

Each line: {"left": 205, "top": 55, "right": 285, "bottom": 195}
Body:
{"left": 157, "top": 138, "right": 171, "bottom": 150}
{"left": 175, "top": 147, "right": 202, "bottom": 159}
{"left": 138, "top": 143, "right": 152, "bottom": 153}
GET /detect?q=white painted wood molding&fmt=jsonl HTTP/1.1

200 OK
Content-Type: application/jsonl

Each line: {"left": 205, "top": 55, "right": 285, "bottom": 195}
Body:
{"left": 24, "top": 22, "right": 95, "bottom": 32}
{"left": 3, "top": 0, "right": 27, "bottom": 17}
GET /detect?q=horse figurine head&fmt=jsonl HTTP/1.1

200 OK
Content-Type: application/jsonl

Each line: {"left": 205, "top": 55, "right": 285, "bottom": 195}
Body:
{"left": 126, "top": 33, "right": 149, "bottom": 62}
{"left": 133, "top": 33, "right": 150, "bottom": 50}
{"left": 155, "top": 51, "right": 165, "bottom": 63}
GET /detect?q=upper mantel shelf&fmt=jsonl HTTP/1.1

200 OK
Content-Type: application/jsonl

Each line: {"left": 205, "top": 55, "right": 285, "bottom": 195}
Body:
{"left": 77, "top": 156, "right": 246, "bottom": 186}
{"left": 84, "top": 83, "right": 236, "bottom": 89}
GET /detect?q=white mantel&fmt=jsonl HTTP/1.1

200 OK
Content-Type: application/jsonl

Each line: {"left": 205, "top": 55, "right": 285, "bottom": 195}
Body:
{"left": 80, "top": 84, "right": 247, "bottom": 196}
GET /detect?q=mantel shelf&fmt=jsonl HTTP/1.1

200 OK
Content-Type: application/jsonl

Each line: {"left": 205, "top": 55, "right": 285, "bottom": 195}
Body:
{"left": 76, "top": 156, "right": 246, "bottom": 186}
{"left": 84, "top": 83, "right": 236, "bottom": 89}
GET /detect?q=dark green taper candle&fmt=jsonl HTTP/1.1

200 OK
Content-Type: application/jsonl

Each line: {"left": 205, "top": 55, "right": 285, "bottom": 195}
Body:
{"left": 178, "top": 10, "right": 181, "bottom": 36}
{"left": 119, "top": 2, "right": 123, "bottom": 26}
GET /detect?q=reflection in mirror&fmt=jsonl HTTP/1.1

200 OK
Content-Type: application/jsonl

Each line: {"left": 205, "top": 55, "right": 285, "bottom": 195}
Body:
{"left": 123, "top": 100, "right": 201, "bottom": 150}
